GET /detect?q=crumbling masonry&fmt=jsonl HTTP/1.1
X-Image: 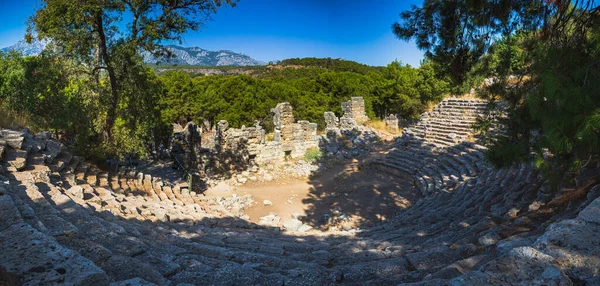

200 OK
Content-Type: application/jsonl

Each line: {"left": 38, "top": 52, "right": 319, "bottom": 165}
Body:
{"left": 172, "top": 97, "right": 370, "bottom": 175}
{"left": 214, "top": 97, "right": 369, "bottom": 165}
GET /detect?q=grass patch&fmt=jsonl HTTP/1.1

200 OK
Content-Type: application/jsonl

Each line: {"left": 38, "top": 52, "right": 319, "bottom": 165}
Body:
{"left": 303, "top": 146, "right": 322, "bottom": 162}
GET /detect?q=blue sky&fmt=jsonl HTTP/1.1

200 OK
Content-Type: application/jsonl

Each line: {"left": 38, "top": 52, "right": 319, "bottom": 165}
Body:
{"left": 0, "top": 0, "right": 424, "bottom": 66}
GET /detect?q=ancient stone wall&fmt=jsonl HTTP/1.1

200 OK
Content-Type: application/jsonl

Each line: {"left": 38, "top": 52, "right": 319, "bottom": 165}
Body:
{"left": 271, "top": 102, "right": 295, "bottom": 142}
{"left": 206, "top": 97, "right": 371, "bottom": 170}
{"left": 324, "top": 112, "right": 339, "bottom": 130}
{"left": 214, "top": 102, "right": 318, "bottom": 166}
{"left": 339, "top": 97, "right": 369, "bottom": 130}
{"left": 170, "top": 122, "right": 205, "bottom": 192}
{"left": 384, "top": 114, "right": 399, "bottom": 131}
{"left": 342, "top": 97, "right": 369, "bottom": 125}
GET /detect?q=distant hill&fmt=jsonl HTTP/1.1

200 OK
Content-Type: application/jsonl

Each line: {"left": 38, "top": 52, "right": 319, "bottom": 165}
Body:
{"left": 141, "top": 46, "right": 266, "bottom": 66}
{"left": 278, "top": 57, "right": 382, "bottom": 74}
{"left": 1, "top": 39, "right": 266, "bottom": 67}
{"left": 153, "top": 57, "right": 382, "bottom": 77}
{"left": 0, "top": 38, "right": 49, "bottom": 57}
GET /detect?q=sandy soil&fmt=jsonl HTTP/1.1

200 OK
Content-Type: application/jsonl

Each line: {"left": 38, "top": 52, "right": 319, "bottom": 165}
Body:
{"left": 205, "top": 133, "right": 422, "bottom": 229}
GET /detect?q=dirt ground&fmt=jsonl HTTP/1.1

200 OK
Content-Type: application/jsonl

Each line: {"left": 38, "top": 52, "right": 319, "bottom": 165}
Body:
{"left": 204, "top": 130, "right": 422, "bottom": 230}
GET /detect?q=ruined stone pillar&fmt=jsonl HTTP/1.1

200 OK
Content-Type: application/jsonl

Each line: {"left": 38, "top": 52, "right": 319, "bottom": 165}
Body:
{"left": 271, "top": 102, "right": 295, "bottom": 142}
{"left": 350, "top": 97, "right": 369, "bottom": 125}
{"left": 215, "top": 120, "right": 229, "bottom": 153}
{"left": 340, "top": 97, "right": 369, "bottom": 129}
{"left": 180, "top": 122, "right": 204, "bottom": 192}
{"left": 324, "top": 112, "right": 339, "bottom": 130}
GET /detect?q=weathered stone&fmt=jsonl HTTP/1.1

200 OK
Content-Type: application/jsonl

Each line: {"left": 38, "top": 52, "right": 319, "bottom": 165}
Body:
{"left": 0, "top": 194, "right": 23, "bottom": 231}
{"left": 67, "top": 185, "right": 85, "bottom": 200}
{"left": 496, "top": 236, "right": 536, "bottom": 253}
{"left": 103, "top": 255, "right": 169, "bottom": 285}
{"left": 271, "top": 102, "right": 295, "bottom": 141}
{"left": 384, "top": 114, "right": 399, "bottom": 130}
{"left": 0, "top": 223, "right": 109, "bottom": 285}
{"left": 298, "top": 224, "right": 313, "bottom": 233}
{"left": 338, "top": 258, "right": 409, "bottom": 283}
{"left": 578, "top": 197, "right": 600, "bottom": 225}
{"left": 406, "top": 246, "right": 459, "bottom": 271}
{"left": 450, "top": 247, "right": 571, "bottom": 286}
{"left": 0, "top": 130, "right": 25, "bottom": 149}
{"left": 478, "top": 231, "right": 501, "bottom": 246}
{"left": 324, "top": 111, "right": 339, "bottom": 129}
{"left": 534, "top": 218, "right": 600, "bottom": 282}
{"left": 283, "top": 218, "right": 303, "bottom": 231}
{"left": 5, "top": 149, "right": 27, "bottom": 171}
{"left": 44, "top": 140, "right": 64, "bottom": 164}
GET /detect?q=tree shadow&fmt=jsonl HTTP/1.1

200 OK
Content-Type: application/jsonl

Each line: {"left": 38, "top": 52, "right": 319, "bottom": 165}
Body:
{"left": 2, "top": 155, "right": 599, "bottom": 285}
{"left": 301, "top": 132, "right": 485, "bottom": 230}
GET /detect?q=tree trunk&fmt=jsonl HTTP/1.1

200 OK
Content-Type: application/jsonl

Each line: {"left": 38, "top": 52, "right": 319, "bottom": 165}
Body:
{"left": 95, "top": 11, "right": 119, "bottom": 140}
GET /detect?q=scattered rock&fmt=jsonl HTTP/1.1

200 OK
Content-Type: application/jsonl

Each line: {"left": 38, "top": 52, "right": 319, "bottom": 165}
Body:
{"left": 283, "top": 218, "right": 303, "bottom": 232}
{"left": 478, "top": 232, "right": 501, "bottom": 247}
{"left": 298, "top": 224, "right": 313, "bottom": 233}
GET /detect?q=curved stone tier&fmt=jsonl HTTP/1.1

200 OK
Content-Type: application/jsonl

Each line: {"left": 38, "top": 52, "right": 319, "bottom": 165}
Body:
{"left": 404, "top": 98, "right": 506, "bottom": 147}
{"left": 1, "top": 116, "right": 599, "bottom": 285}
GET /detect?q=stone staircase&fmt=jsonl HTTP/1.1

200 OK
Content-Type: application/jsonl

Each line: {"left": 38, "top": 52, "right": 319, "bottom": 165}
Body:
{"left": 1, "top": 124, "right": 599, "bottom": 285}
{"left": 404, "top": 98, "right": 506, "bottom": 148}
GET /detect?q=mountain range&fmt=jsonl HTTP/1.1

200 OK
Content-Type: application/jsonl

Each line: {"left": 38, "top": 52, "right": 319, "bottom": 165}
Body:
{"left": 1, "top": 38, "right": 266, "bottom": 66}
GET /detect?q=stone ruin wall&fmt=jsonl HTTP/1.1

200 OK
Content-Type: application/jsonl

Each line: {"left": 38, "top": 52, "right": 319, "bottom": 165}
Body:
{"left": 340, "top": 97, "right": 369, "bottom": 128}
{"left": 384, "top": 114, "right": 399, "bottom": 131}
{"left": 215, "top": 102, "right": 319, "bottom": 165}
{"left": 214, "top": 97, "right": 369, "bottom": 166}
{"left": 170, "top": 97, "right": 371, "bottom": 175}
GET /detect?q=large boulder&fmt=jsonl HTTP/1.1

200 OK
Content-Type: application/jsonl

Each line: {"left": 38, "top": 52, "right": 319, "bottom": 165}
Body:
{"left": 44, "top": 140, "right": 65, "bottom": 164}
{"left": 0, "top": 130, "right": 25, "bottom": 149}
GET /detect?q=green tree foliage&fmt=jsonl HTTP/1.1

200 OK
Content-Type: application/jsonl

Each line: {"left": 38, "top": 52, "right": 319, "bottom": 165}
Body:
{"left": 486, "top": 30, "right": 600, "bottom": 185}
{"left": 393, "top": 0, "right": 546, "bottom": 85}
{"left": 159, "top": 58, "right": 450, "bottom": 131}
{"left": 369, "top": 61, "right": 449, "bottom": 118}
{"left": 27, "top": 0, "right": 235, "bottom": 156}
{"left": 278, "top": 57, "right": 381, "bottom": 74}
{"left": 0, "top": 51, "right": 89, "bottom": 133}
{"left": 396, "top": 0, "right": 600, "bottom": 185}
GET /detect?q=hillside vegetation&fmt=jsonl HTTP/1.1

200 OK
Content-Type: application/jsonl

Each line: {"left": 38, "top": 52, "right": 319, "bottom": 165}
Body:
{"left": 159, "top": 59, "right": 450, "bottom": 131}
{"left": 0, "top": 0, "right": 598, "bottom": 186}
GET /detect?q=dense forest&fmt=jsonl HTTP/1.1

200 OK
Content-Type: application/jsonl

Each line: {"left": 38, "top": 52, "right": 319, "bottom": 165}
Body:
{"left": 0, "top": 0, "right": 599, "bottom": 187}
{"left": 159, "top": 58, "right": 450, "bottom": 131}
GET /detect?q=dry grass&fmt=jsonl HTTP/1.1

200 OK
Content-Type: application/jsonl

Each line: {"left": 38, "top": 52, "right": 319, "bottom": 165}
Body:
{"left": 264, "top": 132, "right": 274, "bottom": 142}
{"left": 424, "top": 101, "right": 439, "bottom": 112}
{"left": 0, "top": 103, "right": 36, "bottom": 130}
{"left": 365, "top": 119, "right": 402, "bottom": 134}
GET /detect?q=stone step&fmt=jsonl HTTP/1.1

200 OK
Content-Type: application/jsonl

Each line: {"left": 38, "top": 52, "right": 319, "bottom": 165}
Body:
{"left": 85, "top": 166, "right": 100, "bottom": 186}
{"left": 49, "top": 151, "right": 73, "bottom": 173}
{"left": 75, "top": 161, "right": 90, "bottom": 184}
{"left": 10, "top": 172, "right": 79, "bottom": 236}
{"left": 3, "top": 148, "right": 28, "bottom": 171}
{"left": 0, "top": 222, "right": 110, "bottom": 285}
